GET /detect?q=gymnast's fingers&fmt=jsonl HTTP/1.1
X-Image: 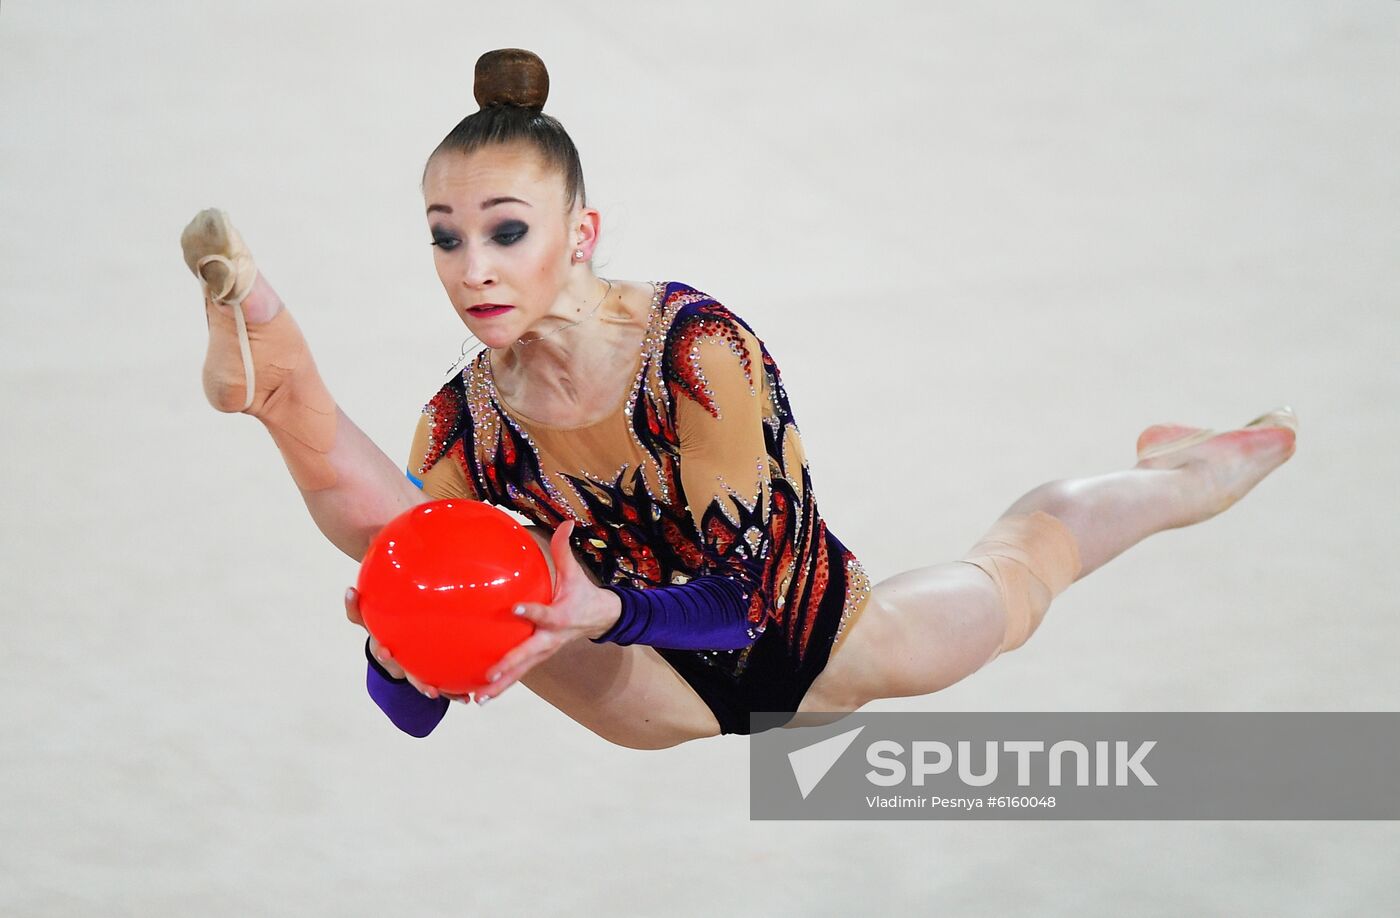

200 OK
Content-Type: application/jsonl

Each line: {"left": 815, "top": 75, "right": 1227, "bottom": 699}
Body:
{"left": 367, "top": 635, "right": 407, "bottom": 680}
{"left": 512, "top": 600, "right": 564, "bottom": 630}
{"left": 344, "top": 586, "right": 364, "bottom": 627}
{"left": 476, "top": 647, "right": 549, "bottom": 705}
{"left": 401, "top": 668, "right": 441, "bottom": 700}
{"left": 486, "top": 631, "right": 557, "bottom": 683}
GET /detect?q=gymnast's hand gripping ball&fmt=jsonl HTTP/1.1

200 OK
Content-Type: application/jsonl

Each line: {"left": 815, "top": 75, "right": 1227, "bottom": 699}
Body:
{"left": 356, "top": 500, "right": 551, "bottom": 695}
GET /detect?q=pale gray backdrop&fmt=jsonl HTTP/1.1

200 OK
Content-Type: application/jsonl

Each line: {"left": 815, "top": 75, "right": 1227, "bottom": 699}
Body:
{"left": 2, "top": 1, "right": 1397, "bottom": 915}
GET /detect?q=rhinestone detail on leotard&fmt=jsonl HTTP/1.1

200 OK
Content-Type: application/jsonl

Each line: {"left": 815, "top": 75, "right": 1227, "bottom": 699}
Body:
{"left": 409, "top": 281, "right": 875, "bottom": 692}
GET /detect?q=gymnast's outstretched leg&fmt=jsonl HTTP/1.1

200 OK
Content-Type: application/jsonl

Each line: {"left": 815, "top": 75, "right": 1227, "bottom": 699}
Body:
{"left": 796, "top": 415, "right": 1298, "bottom": 717}
{"left": 182, "top": 209, "right": 721, "bottom": 750}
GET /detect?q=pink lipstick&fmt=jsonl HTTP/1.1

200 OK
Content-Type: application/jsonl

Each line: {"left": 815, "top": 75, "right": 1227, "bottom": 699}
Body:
{"left": 467, "top": 304, "right": 513, "bottom": 317}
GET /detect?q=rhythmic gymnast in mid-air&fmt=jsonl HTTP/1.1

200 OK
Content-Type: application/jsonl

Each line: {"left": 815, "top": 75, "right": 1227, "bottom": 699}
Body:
{"left": 179, "top": 48, "right": 1297, "bottom": 748}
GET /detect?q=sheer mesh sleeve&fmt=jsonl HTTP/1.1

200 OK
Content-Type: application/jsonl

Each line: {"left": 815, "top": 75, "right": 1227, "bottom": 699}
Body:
{"left": 405, "top": 410, "right": 477, "bottom": 500}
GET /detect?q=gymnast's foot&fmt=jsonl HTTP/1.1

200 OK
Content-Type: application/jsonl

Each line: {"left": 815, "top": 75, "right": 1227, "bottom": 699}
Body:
{"left": 180, "top": 209, "right": 288, "bottom": 413}
{"left": 1134, "top": 407, "right": 1298, "bottom": 525}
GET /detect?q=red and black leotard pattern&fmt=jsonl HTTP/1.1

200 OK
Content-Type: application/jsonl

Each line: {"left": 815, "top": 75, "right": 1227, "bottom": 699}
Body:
{"left": 408, "top": 281, "right": 872, "bottom": 718}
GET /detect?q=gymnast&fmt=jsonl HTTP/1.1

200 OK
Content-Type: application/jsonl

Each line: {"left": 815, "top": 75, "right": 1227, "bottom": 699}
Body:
{"left": 178, "top": 48, "right": 1297, "bottom": 748}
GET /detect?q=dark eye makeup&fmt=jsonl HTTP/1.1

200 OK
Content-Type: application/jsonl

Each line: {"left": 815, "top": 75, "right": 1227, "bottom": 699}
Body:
{"left": 494, "top": 221, "right": 528, "bottom": 245}
{"left": 429, "top": 221, "right": 528, "bottom": 250}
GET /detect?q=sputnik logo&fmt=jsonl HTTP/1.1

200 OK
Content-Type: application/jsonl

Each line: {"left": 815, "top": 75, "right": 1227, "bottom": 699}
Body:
{"left": 787, "top": 726, "right": 866, "bottom": 799}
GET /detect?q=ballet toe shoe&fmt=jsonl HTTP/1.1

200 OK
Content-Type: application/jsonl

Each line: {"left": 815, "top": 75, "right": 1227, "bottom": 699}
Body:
{"left": 1136, "top": 405, "right": 1298, "bottom": 462}
{"left": 181, "top": 208, "right": 260, "bottom": 412}
{"left": 1136, "top": 423, "right": 1211, "bottom": 460}
{"left": 1136, "top": 424, "right": 1217, "bottom": 462}
{"left": 1243, "top": 405, "right": 1299, "bottom": 460}
{"left": 181, "top": 208, "right": 258, "bottom": 307}
{"left": 1243, "top": 405, "right": 1298, "bottom": 434}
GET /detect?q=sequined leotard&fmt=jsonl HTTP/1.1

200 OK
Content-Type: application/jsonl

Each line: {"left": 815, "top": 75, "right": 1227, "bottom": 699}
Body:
{"left": 396, "top": 280, "right": 873, "bottom": 735}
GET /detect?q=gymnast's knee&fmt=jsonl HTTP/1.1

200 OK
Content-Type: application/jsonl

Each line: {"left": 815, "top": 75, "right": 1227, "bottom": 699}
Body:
{"left": 956, "top": 510, "right": 1082, "bottom": 654}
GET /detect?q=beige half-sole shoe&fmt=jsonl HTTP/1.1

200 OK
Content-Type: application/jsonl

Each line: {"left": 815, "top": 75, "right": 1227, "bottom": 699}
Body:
{"left": 1136, "top": 405, "right": 1298, "bottom": 462}
{"left": 180, "top": 208, "right": 259, "bottom": 411}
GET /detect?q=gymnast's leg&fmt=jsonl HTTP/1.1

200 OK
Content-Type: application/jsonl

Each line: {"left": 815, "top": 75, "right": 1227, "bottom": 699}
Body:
{"left": 180, "top": 209, "right": 424, "bottom": 560}
{"left": 183, "top": 211, "right": 720, "bottom": 750}
{"left": 796, "top": 417, "right": 1297, "bottom": 716}
{"left": 508, "top": 526, "right": 724, "bottom": 749}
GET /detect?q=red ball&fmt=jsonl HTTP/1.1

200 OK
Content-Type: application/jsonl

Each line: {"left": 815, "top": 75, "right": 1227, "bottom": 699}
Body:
{"left": 356, "top": 500, "right": 552, "bottom": 694}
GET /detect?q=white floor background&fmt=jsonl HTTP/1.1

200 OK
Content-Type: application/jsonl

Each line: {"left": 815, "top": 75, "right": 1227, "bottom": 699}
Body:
{"left": 3, "top": 1, "right": 1398, "bottom": 915}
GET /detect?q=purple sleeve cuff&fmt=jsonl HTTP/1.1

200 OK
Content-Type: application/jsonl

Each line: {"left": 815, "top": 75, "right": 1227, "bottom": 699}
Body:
{"left": 364, "top": 636, "right": 448, "bottom": 738}
{"left": 590, "top": 576, "right": 760, "bottom": 651}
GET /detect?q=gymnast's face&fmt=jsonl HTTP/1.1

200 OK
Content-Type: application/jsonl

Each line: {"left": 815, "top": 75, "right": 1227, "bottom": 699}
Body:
{"left": 423, "top": 143, "right": 593, "bottom": 349}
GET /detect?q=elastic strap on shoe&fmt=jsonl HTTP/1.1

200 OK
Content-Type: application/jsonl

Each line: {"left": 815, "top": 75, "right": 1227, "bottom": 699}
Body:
{"left": 196, "top": 253, "right": 256, "bottom": 411}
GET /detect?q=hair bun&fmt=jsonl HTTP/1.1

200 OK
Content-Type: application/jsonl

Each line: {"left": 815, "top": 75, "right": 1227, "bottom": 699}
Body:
{"left": 474, "top": 48, "right": 550, "bottom": 111}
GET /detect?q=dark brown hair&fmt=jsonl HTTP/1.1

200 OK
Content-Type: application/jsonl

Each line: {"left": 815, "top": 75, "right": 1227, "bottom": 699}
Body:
{"left": 424, "top": 48, "right": 587, "bottom": 212}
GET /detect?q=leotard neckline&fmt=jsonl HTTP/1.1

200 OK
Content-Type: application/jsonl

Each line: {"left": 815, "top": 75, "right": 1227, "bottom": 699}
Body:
{"left": 482, "top": 279, "right": 666, "bottom": 431}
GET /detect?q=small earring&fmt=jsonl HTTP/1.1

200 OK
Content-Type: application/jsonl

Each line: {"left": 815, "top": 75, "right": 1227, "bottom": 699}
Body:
{"left": 574, "top": 249, "right": 584, "bottom": 260}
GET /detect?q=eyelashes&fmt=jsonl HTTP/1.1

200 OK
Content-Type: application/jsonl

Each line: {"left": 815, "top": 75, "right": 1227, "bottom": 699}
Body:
{"left": 430, "top": 223, "right": 528, "bottom": 251}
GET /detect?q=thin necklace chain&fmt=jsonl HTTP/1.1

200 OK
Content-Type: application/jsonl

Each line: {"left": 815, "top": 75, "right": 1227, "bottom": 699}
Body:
{"left": 443, "top": 277, "right": 613, "bottom": 378}
{"left": 517, "top": 278, "right": 613, "bottom": 347}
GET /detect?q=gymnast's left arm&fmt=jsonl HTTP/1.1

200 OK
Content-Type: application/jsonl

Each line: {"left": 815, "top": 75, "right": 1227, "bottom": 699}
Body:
{"left": 477, "top": 318, "right": 775, "bottom": 702}
{"left": 585, "top": 316, "right": 775, "bottom": 650}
